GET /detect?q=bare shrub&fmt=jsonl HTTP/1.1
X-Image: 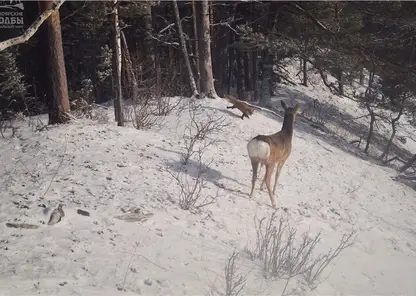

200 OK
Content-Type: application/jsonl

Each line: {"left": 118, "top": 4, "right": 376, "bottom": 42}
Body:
{"left": 167, "top": 151, "right": 218, "bottom": 211}
{"left": 303, "top": 230, "right": 356, "bottom": 287}
{"left": 0, "top": 110, "right": 27, "bottom": 138}
{"left": 248, "top": 211, "right": 356, "bottom": 287}
{"left": 126, "top": 95, "right": 161, "bottom": 130}
{"left": 153, "top": 96, "right": 183, "bottom": 116}
{"left": 181, "top": 101, "right": 230, "bottom": 165}
{"left": 70, "top": 97, "right": 110, "bottom": 123}
{"left": 301, "top": 99, "right": 339, "bottom": 126}
{"left": 91, "top": 105, "right": 110, "bottom": 123}
{"left": 210, "top": 250, "right": 247, "bottom": 296}
{"left": 30, "top": 117, "right": 48, "bottom": 132}
{"left": 0, "top": 116, "right": 17, "bottom": 138}
{"left": 70, "top": 98, "right": 93, "bottom": 119}
{"left": 165, "top": 101, "right": 228, "bottom": 211}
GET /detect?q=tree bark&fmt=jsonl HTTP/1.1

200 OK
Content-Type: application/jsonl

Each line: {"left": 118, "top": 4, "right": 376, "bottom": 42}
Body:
{"left": 363, "top": 65, "right": 377, "bottom": 154}
{"left": 191, "top": 0, "right": 200, "bottom": 91}
{"left": 302, "top": 58, "right": 308, "bottom": 87}
{"left": 359, "top": 68, "right": 364, "bottom": 86}
{"left": 111, "top": 0, "right": 123, "bottom": 126}
{"left": 211, "top": 3, "right": 228, "bottom": 96}
{"left": 227, "top": 33, "right": 234, "bottom": 94}
{"left": 259, "top": 49, "right": 273, "bottom": 107}
{"left": 252, "top": 50, "right": 258, "bottom": 101}
{"left": 243, "top": 51, "right": 251, "bottom": 91}
{"left": 336, "top": 68, "right": 344, "bottom": 95}
{"left": 380, "top": 124, "right": 397, "bottom": 161}
{"left": 236, "top": 48, "right": 243, "bottom": 97}
{"left": 173, "top": 0, "right": 198, "bottom": 97}
{"left": 196, "top": 0, "right": 217, "bottom": 98}
{"left": 150, "top": 6, "right": 161, "bottom": 98}
{"left": 38, "top": 0, "right": 70, "bottom": 125}
{"left": 364, "top": 103, "right": 375, "bottom": 154}
{"left": 379, "top": 104, "right": 405, "bottom": 160}
{"left": 121, "top": 31, "right": 138, "bottom": 101}
{"left": 143, "top": 3, "right": 155, "bottom": 83}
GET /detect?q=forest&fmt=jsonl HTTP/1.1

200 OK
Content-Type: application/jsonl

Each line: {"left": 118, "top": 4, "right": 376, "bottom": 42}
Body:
{"left": 1, "top": 0, "right": 416, "bottom": 170}
{"left": 2, "top": 2, "right": 416, "bottom": 295}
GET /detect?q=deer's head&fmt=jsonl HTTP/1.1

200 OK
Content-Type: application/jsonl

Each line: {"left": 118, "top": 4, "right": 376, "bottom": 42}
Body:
{"left": 281, "top": 101, "right": 301, "bottom": 119}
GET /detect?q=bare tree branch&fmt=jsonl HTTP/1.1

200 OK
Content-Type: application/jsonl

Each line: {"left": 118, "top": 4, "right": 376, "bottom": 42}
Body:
{"left": 0, "top": 0, "right": 66, "bottom": 52}
{"left": 286, "top": 3, "right": 335, "bottom": 35}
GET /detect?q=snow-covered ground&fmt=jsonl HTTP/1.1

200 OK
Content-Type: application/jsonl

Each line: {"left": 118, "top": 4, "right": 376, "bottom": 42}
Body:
{"left": 276, "top": 60, "right": 416, "bottom": 160}
{"left": 1, "top": 65, "right": 416, "bottom": 296}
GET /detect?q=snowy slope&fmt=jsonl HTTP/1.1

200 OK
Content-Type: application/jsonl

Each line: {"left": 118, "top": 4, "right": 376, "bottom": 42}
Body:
{"left": 1, "top": 94, "right": 416, "bottom": 296}
{"left": 275, "top": 60, "right": 416, "bottom": 161}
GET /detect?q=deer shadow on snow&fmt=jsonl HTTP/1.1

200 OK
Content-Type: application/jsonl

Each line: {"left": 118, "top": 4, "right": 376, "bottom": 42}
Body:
{"left": 155, "top": 145, "right": 249, "bottom": 196}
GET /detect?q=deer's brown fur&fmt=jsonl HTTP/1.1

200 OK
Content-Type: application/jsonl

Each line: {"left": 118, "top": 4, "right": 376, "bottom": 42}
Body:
{"left": 224, "top": 94, "right": 254, "bottom": 120}
{"left": 246, "top": 101, "right": 300, "bottom": 208}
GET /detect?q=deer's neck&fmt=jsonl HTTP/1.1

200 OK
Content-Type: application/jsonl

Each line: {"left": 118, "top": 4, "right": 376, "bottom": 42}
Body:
{"left": 279, "top": 113, "right": 295, "bottom": 139}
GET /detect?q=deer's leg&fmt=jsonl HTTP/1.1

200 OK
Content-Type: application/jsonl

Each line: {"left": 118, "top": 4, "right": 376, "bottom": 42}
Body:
{"left": 273, "top": 161, "right": 286, "bottom": 195}
{"left": 249, "top": 159, "right": 259, "bottom": 198}
{"left": 260, "top": 163, "right": 265, "bottom": 190}
{"left": 227, "top": 105, "right": 236, "bottom": 109}
{"left": 272, "top": 166, "right": 281, "bottom": 196}
{"left": 264, "top": 163, "right": 276, "bottom": 208}
{"left": 260, "top": 163, "right": 274, "bottom": 191}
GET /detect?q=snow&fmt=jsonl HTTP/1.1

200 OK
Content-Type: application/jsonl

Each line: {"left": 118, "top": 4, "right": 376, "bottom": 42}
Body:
{"left": 1, "top": 66, "right": 416, "bottom": 295}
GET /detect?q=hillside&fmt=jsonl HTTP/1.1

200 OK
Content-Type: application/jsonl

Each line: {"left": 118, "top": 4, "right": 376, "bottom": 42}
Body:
{"left": 1, "top": 70, "right": 416, "bottom": 296}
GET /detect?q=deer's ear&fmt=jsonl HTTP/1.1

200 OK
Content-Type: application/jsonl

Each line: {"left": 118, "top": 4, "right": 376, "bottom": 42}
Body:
{"left": 281, "top": 100, "right": 287, "bottom": 110}
{"left": 294, "top": 104, "right": 301, "bottom": 113}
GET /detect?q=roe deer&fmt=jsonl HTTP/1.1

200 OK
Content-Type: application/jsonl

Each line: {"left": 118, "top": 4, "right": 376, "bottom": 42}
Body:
{"left": 224, "top": 94, "right": 255, "bottom": 120}
{"left": 246, "top": 101, "right": 301, "bottom": 208}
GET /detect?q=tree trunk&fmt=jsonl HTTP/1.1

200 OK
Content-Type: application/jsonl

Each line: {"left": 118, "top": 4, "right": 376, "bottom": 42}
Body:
{"left": 380, "top": 126, "right": 397, "bottom": 161}
{"left": 173, "top": 0, "right": 198, "bottom": 97}
{"left": 362, "top": 65, "right": 377, "bottom": 154}
{"left": 252, "top": 50, "right": 258, "bottom": 101}
{"left": 111, "top": 0, "right": 123, "bottom": 126}
{"left": 336, "top": 68, "right": 344, "bottom": 95}
{"left": 302, "top": 58, "right": 308, "bottom": 87}
{"left": 121, "top": 31, "right": 138, "bottom": 101}
{"left": 150, "top": 6, "right": 161, "bottom": 97}
{"left": 196, "top": 0, "right": 217, "bottom": 98}
{"left": 380, "top": 104, "right": 405, "bottom": 160}
{"left": 243, "top": 51, "right": 251, "bottom": 91}
{"left": 236, "top": 48, "right": 243, "bottom": 97}
{"left": 38, "top": 0, "right": 70, "bottom": 125}
{"left": 359, "top": 68, "right": 364, "bottom": 86}
{"left": 212, "top": 3, "right": 228, "bottom": 97}
{"left": 364, "top": 103, "right": 375, "bottom": 154}
{"left": 259, "top": 49, "right": 273, "bottom": 107}
{"left": 144, "top": 3, "right": 155, "bottom": 85}
{"left": 191, "top": 0, "right": 200, "bottom": 91}
{"left": 227, "top": 34, "right": 234, "bottom": 94}
{"left": 400, "top": 153, "right": 416, "bottom": 172}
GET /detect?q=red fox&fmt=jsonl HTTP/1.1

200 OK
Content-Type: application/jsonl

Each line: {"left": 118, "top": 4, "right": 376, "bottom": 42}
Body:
{"left": 224, "top": 94, "right": 255, "bottom": 120}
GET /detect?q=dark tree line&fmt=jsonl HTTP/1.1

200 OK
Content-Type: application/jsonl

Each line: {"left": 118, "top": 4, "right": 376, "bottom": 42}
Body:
{"left": 1, "top": 0, "right": 416, "bottom": 171}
